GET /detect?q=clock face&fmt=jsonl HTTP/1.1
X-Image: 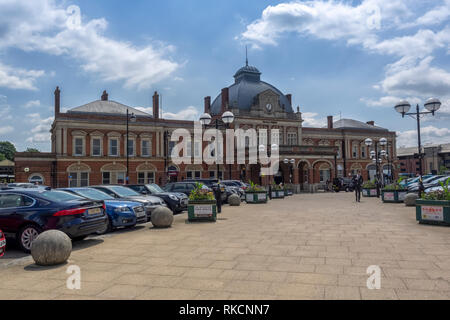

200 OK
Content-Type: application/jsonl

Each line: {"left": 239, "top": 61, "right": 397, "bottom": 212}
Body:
{"left": 266, "top": 103, "right": 272, "bottom": 112}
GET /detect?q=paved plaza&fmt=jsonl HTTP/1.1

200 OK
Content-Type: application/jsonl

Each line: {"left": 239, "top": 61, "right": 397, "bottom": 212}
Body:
{"left": 1, "top": 192, "right": 450, "bottom": 300}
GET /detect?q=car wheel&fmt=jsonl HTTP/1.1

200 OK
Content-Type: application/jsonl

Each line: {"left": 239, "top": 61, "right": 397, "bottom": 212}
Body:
{"left": 96, "top": 217, "right": 112, "bottom": 235}
{"left": 345, "top": 187, "right": 350, "bottom": 192}
{"left": 17, "top": 224, "right": 41, "bottom": 253}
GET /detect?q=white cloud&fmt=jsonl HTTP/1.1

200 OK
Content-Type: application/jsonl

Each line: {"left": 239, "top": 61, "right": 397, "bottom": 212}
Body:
{"left": 24, "top": 100, "right": 41, "bottom": 108}
{"left": 397, "top": 125, "right": 450, "bottom": 147}
{"left": 241, "top": 0, "right": 410, "bottom": 48}
{"left": 0, "top": 0, "right": 179, "bottom": 90}
{"left": 302, "top": 111, "right": 326, "bottom": 127}
{"left": 409, "top": 0, "right": 450, "bottom": 27}
{"left": 0, "top": 95, "right": 12, "bottom": 120}
{"left": 0, "top": 126, "right": 13, "bottom": 134}
{"left": 25, "top": 114, "right": 54, "bottom": 143}
{"left": 361, "top": 95, "right": 421, "bottom": 108}
{"left": 0, "top": 62, "right": 45, "bottom": 90}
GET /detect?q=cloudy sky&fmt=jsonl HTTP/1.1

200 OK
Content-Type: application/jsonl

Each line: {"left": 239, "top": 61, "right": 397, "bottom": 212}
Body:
{"left": 0, "top": 0, "right": 449, "bottom": 151}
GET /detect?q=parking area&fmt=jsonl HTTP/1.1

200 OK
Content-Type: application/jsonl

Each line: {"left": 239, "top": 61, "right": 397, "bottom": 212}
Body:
{"left": 1, "top": 192, "right": 450, "bottom": 300}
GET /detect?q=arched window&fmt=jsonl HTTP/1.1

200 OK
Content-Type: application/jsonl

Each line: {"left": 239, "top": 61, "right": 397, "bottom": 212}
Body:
{"left": 319, "top": 163, "right": 331, "bottom": 183}
{"left": 28, "top": 174, "right": 44, "bottom": 185}
{"left": 136, "top": 163, "right": 156, "bottom": 184}
{"left": 67, "top": 163, "right": 91, "bottom": 187}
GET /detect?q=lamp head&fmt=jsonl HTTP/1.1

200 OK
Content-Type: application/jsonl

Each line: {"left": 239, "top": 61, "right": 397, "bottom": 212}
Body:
{"left": 200, "top": 113, "right": 212, "bottom": 126}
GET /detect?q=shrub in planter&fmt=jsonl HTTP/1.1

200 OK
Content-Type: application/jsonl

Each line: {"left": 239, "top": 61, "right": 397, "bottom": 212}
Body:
{"left": 362, "top": 180, "right": 377, "bottom": 197}
{"left": 381, "top": 182, "right": 408, "bottom": 203}
{"left": 187, "top": 183, "right": 217, "bottom": 222}
{"left": 270, "top": 183, "right": 285, "bottom": 199}
{"left": 416, "top": 180, "right": 450, "bottom": 226}
{"left": 245, "top": 181, "right": 268, "bottom": 204}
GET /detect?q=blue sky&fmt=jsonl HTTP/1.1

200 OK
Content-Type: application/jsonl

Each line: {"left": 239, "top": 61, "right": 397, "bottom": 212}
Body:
{"left": 0, "top": 0, "right": 450, "bottom": 152}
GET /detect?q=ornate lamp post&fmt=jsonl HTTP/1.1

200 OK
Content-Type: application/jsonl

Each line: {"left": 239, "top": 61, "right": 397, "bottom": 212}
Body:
{"left": 394, "top": 98, "right": 441, "bottom": 185}
{"left": 365, "top": 137, "right": 387, "bottom": 197}
{"left": 126, "top": 110, "right": 136, "bottom": 184}
{"left": 199, "top": 111, "right": 235, "bottom": 180}
{"left": 283, "top": 158, "right": 295, "bottom": 184}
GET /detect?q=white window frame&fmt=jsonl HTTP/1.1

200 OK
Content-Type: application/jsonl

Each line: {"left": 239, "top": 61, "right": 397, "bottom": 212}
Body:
{"left": 73, "top": 136, "right": 85, "bottom": 156}
{"left": 91, "top": 137, "right": 102, "bottom": 157}
{"left": 69, "top": 172, "right": 89, "bottom": 187}
{"left": 141, "top": 139, "right": 152, "bottom": 157}
{"left": 109, "top": 138, "right": 119, "bottom": 157}
{"left": 137, "top": 171, "right": 155, "bottom": 184}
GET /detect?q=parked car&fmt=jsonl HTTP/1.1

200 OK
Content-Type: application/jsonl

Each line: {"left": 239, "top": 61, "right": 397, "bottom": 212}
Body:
{"left": 0, "top": 229, "right": 5, "bottom": 257}
{"left": 126, "top": 184, "right": 188, "bottom": 214}
{"left": 90, "top": 185, "right": 166, "bottom": 221}
{"left": 221, "top": 181, "right": 245, "bottom": 199}
{"left": 423, "top": 176, "right": 450, "bottom": 191}
{"left": 7, "top": 183, "right": 45, "bottom": 189}
{"left": 0, "top": 188, "right": 108, "bottom": 252}
{"left": 61, "top": 187, "right": 147, "bottom": 233}
{"left": 408, "top": 175, "right": 445, "bottom": 192}
{"left": 333, "top": 177, "right": 354, "bottom": 192}
{"left": 163, "top": 181, "right": 212, "bottom": 197}
{"left": 183, "top": 179, "right": 227, "bottom": 202}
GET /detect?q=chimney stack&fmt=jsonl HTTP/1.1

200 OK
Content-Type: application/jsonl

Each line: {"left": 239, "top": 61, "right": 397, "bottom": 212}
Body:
{"left": 204, "top": 96, "right": 211, "bottom": 114}
{"left": 153, "top": 91, "right": 159, "bottom": 119}
{"left": 327, "top": 116, "right": 333, "bottom": 129}
{"left": 221, "top": 87, "right": 229, "bottom": 113}
{"left": 101, "top": 90, "right": 108, "bottom": 101}
{"left": 286, "top": 94, "right": 292, "bottom": 105}
{"left": 367, "top": 121, "right": 375, "bottom": 126}
{"left": 54, "top": 86, "right": 60, "bottom": 115}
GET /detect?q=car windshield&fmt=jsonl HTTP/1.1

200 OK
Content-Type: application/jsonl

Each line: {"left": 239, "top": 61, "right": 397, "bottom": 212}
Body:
{"left": 108, "top": 186, "right": 140, "bottom": 197}
{"left": 38, "top": 190, "right": 84, "bottom": 202}
{"left": 73, "top": 188, "right": 115, "bottom": 200}
{"left": 147, "top": 184, "right": 164, "bottom": 193}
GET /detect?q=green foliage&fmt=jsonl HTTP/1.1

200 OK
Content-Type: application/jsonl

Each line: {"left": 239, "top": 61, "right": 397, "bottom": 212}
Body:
{"left": 247, "top": 180, "right": 266, "bottom": 192}
{"left": 25, "top": 148, "right": 40, "bottom": 153}
{"left": 362, "top": 180, "right": 376, "bottom": 189}
{"left": 0, "top": 153, "right": 5, "bottom": 161}
{"left": 421, "top": 178, "right": 450, "bottom": 201}
{"left": 283, "top": 183, "right": 294, "bottom": 190}
{"left": 271, "top": 182, "right": 283, "bottom": 191}
{"left": 188, "top": 182, "right": 215, "bottom": 201}
{"left": 439, "top": 165, "right": 449, "bottom": 175}
{"left": 383, "top": 182, "right": 407, "bottom": 191}
{"left": 0, "top": 141, "right": 16, "bottom": 161}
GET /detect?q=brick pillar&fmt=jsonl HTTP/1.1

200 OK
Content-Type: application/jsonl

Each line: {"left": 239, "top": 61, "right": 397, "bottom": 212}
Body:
{"left": 293, "top": 167, "right": 299, "bottom": 184}
{"left": 204, "top": 96, "right": 211, "bottom": 114}
{"left": 221, "top": 87, "right": 229, "bottom": 113}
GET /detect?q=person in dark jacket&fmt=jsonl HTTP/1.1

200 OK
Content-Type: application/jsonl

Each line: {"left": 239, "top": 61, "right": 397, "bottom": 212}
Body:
{"left": 213, "top": 183, "right": 222, "bottom": 213}
{"left": 352, "top": 171, "right": 363, "bottom": 202}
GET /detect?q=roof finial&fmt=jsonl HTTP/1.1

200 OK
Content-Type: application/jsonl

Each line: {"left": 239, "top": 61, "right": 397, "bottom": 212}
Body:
{"left": 245, "top": 45, "right": 248, "bottom": 67}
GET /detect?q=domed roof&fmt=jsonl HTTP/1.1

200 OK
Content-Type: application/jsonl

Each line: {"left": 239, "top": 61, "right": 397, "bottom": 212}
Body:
{"left": 211, "top": 64, "right": 293, "bottom": 115}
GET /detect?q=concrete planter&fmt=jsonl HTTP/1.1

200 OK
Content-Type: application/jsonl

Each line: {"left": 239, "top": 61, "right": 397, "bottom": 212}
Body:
{"left": 381, "top": 190, "right": 408, "bottom": 203}
{"left": 245, "top": 191, "right": 268, "bottom": 204}
{"left": 271, "top": 190, "right": 285, "bottom": 199}
{"left": 416, "top": 199, "right": 450, "bottom": 226}
{"left": 284, "top": 189, "right": 294, "bottom": 196}
{"left": 362, "top": 188, "right": 377, "bottom": 197}
{"left": 187, "top": 200, "right": 217, "bottom": 222}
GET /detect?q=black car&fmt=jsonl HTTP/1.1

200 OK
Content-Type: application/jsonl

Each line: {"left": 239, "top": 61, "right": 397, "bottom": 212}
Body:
{"left": 163, "top": 181, "right": 212, "bottom": 197}
{"left": 0, "top": 188, "right": 108, "bottom": 252}
{"left": 127, "top": 184, "right": 188, "bottom": 214}
{"left": 332, "top": 177, "right": 354, "bottom": 192}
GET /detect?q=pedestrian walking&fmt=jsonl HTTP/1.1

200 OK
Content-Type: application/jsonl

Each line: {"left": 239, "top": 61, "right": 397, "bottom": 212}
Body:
{"left": 213, "top": 183, "right": 222, "bottom": 214}
{"left": 352, "top": 171, "right": 363, "bottom": 202}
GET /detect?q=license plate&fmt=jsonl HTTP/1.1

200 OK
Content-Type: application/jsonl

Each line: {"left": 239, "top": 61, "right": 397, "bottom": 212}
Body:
{"left": 88, "top": 207, "right": 101, "bottom": 215}
{"left": 0, "top": 239, "right": 6, "bottom": 247}
{"left": 136, "top": 210, "right": 146, "bottom": 217}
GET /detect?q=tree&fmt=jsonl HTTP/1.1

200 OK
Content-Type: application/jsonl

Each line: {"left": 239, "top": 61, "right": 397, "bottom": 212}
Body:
{"left": 26, "top": 148, "right": 40, "bottom": 153}
{"left": 0, "top": 141, "right": 16, "bottom": 161}
{"left": 0, "top": 153, "right": 5, "bottom": 161}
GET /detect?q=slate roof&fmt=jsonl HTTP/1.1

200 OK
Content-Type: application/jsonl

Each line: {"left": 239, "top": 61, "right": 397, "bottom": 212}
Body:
{"left": 68, "top": 100, "right": 151, "bottom": 117}
{"left": 210, "top": 64, "right": 293, "bottom": 115}
{"left": 333, "top": 118, "right": 388, "bottom": 131}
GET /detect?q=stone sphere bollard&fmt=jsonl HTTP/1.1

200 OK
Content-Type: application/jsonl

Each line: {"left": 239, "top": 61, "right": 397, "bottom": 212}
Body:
{"left": 404, "top": 193, "right": 419, "bottom": 207}
{"left": 31, "top": 230, "right": 72, "bottom": 266}
{"left": 151, "top": 206, "right": 174, "bottom": 228}
{"left": 228, "top": 194, "right": 241, "bottom": 206}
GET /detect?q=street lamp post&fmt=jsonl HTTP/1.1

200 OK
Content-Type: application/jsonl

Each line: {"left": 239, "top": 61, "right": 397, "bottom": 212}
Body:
{"left": 283, "top": 158, "right": 295, "bottom": 184}
{"left": 394, "top": 98, "right": 441, "bottom": 188}
{"left": 365, "top": 137, "right": 387, "bottom": 198}
{"left": 199, "top": 111, "right": 235, "bottom": 180}
{"left": 126, "top": 109, "right": 136, "bottom": 184}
